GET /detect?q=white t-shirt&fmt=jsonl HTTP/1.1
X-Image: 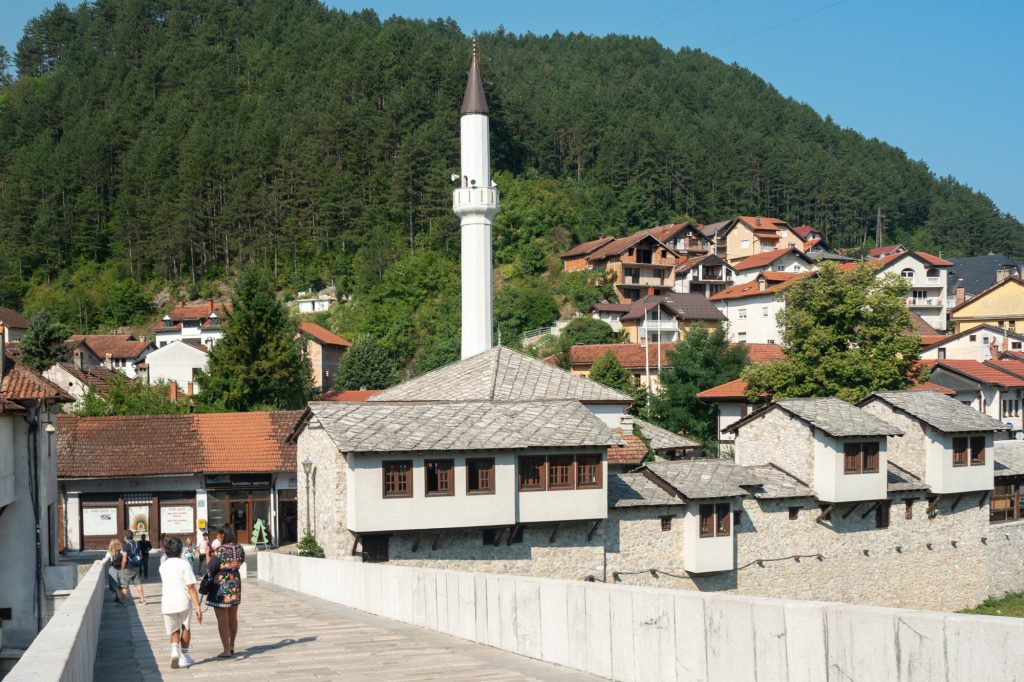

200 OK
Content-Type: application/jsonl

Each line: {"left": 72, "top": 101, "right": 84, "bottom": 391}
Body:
{"left": 159, "top": 557, "right": 197, "bottom": 614}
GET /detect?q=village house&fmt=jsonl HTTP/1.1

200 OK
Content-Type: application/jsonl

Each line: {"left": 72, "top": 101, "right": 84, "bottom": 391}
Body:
{"left": 65, "top": 334, "right": 152, "bottom": 378}
{"left": 0, "top": 307, "right": 29, "bottom": 343}
{"left": 949, "top": 275, "right": 1024, "bottom": 335}
{"left": 731, "top": 246, "right": 816, "bottom": 284}
{"left": 591, "top": 293, "right": 725, "bottom": 344}
{"left": 709, "top": 271, "right": 808, "bottom": 344}
{"left": 57, "top": 411, "right": 302, "bottom": 551}
{"left": 672, "top": 253, "right": 735, "bottom": 296}
{"left": 947, "top": 253, "right": 1022, "bottom": 308}
{"left": 584, "top": 233, "right": 682, "bottom": 303}
{"left": 791, "top": 224, "right": 830, "bottom": 252}
{"left": 0, "top": 325, "right": 73, "bottom": 671}
{"left": 850, "top": 250, "right": 953, "bottom": 330}
{"left": 153, "top": 300, "right": 231, "bottom": 348}
{"left": 867, "top": 244, "right": 907, "bottom": 259}
{"left": 42, "top": 360, "right": 117, "bottom": 410}
{"left": 924, "top": 358, "right": 1024, "bottom": 433}
{"left": 298, "top": 322, "right": 350, "bottom": 391}
{"left": 700, "top": 216, "right": 803, "bottom": 264}
{"left": 920, "top": 324, "right": 1024, "bottom": 361}
{"left": 140, "top": 339, "right": 208, "bottom": 394}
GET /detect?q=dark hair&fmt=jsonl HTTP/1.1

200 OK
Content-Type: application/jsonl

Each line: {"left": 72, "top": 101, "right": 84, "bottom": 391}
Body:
{"left": 220, "top": 526, "right": 237, "bottom": 544}
{"left": 123, "top": 529, "right": 134, "bottom": 540}
{"left": 164, "top": 537, "right": 183, "bottom": 558}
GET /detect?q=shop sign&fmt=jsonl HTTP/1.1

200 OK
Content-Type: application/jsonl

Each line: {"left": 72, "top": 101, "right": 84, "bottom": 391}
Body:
{"left": 160, "top": 505, "right": 195, "bottom": 534}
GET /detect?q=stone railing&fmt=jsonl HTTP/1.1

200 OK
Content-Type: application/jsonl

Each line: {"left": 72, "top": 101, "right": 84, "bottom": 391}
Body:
{"left": 258, "top": 551, "right": 1024, "bottom": 682}
{"left": 6, "top": 557, "right": 108, "bottom": 682}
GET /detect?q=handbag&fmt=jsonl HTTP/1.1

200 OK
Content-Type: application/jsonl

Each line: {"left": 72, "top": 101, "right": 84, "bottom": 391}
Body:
{"left": 198, "top": 572, "right": 215, "bottom": 596}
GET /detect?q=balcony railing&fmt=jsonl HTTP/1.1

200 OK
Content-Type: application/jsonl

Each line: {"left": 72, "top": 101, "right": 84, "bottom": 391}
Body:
{"left": 907, "top": 296, "right": 943, "bottom": 307}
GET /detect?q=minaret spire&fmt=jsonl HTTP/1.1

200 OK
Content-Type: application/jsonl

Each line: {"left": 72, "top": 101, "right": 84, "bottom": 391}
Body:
{"left": 453, "top": 41, "right": 499, "bottom": 359}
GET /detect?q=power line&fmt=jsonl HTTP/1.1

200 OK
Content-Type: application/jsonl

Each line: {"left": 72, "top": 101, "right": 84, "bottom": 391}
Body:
{"left": 709, "top": 0, "right": 849, "bottom": 50}
{"left": 624, "top": 0, "right": 704, "bottom": 33}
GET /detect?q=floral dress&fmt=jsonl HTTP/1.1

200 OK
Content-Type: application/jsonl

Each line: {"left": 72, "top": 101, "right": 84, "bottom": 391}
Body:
{"left": 206, "top": 543, "right": 245, "bottom": 608}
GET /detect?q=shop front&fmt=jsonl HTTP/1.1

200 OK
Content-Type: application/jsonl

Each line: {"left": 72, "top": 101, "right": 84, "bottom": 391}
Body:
{"left": 205, "top": 474, "right": 272, "bottom": 545}
{"left": 73, "top": 487, "right": 198, "bottom": 550}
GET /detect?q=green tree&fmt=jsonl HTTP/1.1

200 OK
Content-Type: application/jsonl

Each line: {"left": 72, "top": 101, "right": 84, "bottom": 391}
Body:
{"left": 493, "top": 284, "right": 558, "bottom": 343}
{"left": 650, "top": 323, "right": 749, "bottom": 446}
{"left": 197, "top": 266, "right": 312, "bottom": 411}
{"left": 549, "top": 317, "right": 620, "bottom": 368}
{"left": 18, "top": 310, "right": 69, "bottom": 372}
{"left": 335, "top": 336, "right": 398, "bottom": 390}
{"left": 75, "top": 375, "right": 190, "bottom": 416}
{"left": 743, "top": 262, "right": 927, "bottom": 402}
{"left": 588, "top": 351, "right": 636, "bottom": 396}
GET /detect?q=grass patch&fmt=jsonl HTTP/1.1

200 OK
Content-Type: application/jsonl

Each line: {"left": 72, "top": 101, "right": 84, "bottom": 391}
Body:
{"left": 962, "top": 592, "right": 1024, "bottom": 617}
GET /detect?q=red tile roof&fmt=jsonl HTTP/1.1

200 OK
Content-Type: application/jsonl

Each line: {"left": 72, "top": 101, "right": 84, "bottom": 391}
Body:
{"left": 909, "top": 381, "right": 956, "bottom": 396}
{"left": 560, "top": 236, "right": 616, "bottom": 259}
{"left": 68, "top": 335, "right": 152, "bottom": 360}
{"left": 585, "top": 231, "right": 678, "bottom": 263}
{"left": 908, "top": 312, "right": 943, "bottom": 337}
{"left": 1, "top": 357, "right": 73, "bottom": 402}
{"left": 320, "top": 389, "right": 382, "bottom": 402}
{"left": 55, "top": 363, "right": 118, "bottom": 397}
{"left": 868, "top": 245, "right": 905, "bottom": 258}
{"left": 931, "top": 360, "right": 1024, "bottom": 388}
{"left": 696, "top": 378, "right": 754, "bottom": 400}
{"left": 0, "top": 307, "right": 29, "bottom": 330}
{"left": 737, "top": 216, "right": 789, "bottom": 233}
{"left": 569, "top": 343, "right": 783, "bottom": 370}
{"left": 298, "top": 322, "right": 351, "bottom": 347}
{"left": 708, "top": 272, "right": 809, "bottom": 301}
{"left": 791, "top": 225, "right": 818, "bottom": 240}
{"left": 733, "top": 247, "right": 811, "bottom": 272}
{"left": 167, "top": 302, "right": 231, "bottom": 321}
{"left": 608, "top": 429, "right": 650, "bottom": 466}
{"left": 868, "top": 250, "right": 954, "bottom": 269}
{"left": 57, "top": 411, "right": 302, "bottom": 478}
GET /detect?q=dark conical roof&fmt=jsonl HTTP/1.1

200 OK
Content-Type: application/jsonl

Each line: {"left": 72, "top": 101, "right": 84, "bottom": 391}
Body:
{"left": 460, "top": 46, "right": 488, "bottom": 116}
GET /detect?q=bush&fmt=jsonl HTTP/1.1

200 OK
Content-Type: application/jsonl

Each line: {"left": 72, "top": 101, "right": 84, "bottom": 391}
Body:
{"left": 296, "top": 531, "right": 325, "bottom": 558}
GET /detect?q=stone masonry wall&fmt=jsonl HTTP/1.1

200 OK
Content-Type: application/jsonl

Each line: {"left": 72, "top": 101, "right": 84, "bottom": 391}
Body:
{"left": 297, "top": 420, "right": 351, "bottom": 560}
{"left": 860, "top": 400, "right": 928, "bottom": 477}
{"left": 733, "top": 406, "right": 816, "bottom": 485}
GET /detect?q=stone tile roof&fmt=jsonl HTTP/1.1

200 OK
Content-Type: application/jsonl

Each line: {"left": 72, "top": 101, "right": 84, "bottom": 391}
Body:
{"left": 644, "top": 459, "right": 762, "bottom": 499}
{"left": 743, "top": 464, "right": 815, "bottom": 499}
{"left": 771, "top": 398, "right": 904, "bottom": 438}
{"left": 0, "top": 306, "right": 29, "bottom": 329}
{"left": 309, "top": 400, "right": 622, "bottom": 453}
{"left": 995, "top": 441, "right": 1024, "bottom": 478}
{"left": 633, "top": 417, "right": 700, "bottom": 450}
{"left": 57, "top": 411, "right": 301, "bottom": 478}
{"left": 886, "top": 462, "right": 929, "bottom": 492}
{"left": 863, "top": 390, "right": 1010, "bottom": 433}
{"left": 298, "top": 322, "right": 351, "bottom": 347}
{"left": 370, "top": 346, "right": 631, "bottom": 404}
{"left": 608, "top": 471, "right": 684, "bottom": 507}
{"left": 1, "top": 357, "right": 73, "bottom": 402}
{"left": 608, "top": 429, "right": 650, "bottom": 466}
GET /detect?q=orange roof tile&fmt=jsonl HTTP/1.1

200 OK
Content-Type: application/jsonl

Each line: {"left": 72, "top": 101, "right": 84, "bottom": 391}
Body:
{"left": 733, "top": 247, "right": 811, "bottom": 272}
{"left": 320, "top": 389, "right": 382, "bottom": 402}
{"left": 560, "top": 236, "right": 616, "bottom": 259}
{"left": 696, "top": 378, "right": 753, "bottom": 400}
{"left": 908, "top": 381, "right": 956, "bottom": 396}
{"left": 868, "top": 245, "right": 905, "bottom": 258}
{"left": 298, "top": 322, "right": 351, "bottom": 347}
{"left": 708, "top": 272, "right": 809, "bottom": 301}
{"left": 569, "top": 343, "right": 784, "bottom": 370}
{"left": 608, "top": 429, "right": 650, "bottom": 466}
{"left": 1, "top": 357, "right": 73, "bottom": 402}
{"left": 68, "top": 335, "right": 152, "bottom": 360}
{"left": 737, "top": 216, "right": 789, "bottom": 233}
{"left": 932, "top": 360, "right": 1024, "bottom": 388}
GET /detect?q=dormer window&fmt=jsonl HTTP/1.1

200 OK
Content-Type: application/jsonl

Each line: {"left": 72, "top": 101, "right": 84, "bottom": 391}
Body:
{"left": 843, "top": 442, "right": 880, "bottom": 474}
{"left": 163, "top": 315, "right": 173, "bottom": 329}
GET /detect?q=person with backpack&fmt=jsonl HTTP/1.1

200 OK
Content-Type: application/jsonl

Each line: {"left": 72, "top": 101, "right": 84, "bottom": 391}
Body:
{"left": 119, "top": 529, "right": 147, "bottom": 605}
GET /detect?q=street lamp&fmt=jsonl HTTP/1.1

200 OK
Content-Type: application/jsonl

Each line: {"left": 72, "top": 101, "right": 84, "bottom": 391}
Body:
{"left": 302, "top": 458, "right": 313, "bottom": 534}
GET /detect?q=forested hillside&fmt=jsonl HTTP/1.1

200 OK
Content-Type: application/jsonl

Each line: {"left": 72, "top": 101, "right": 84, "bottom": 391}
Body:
{"left": 0, "top": 0, "right": 1019, "bottom": 371}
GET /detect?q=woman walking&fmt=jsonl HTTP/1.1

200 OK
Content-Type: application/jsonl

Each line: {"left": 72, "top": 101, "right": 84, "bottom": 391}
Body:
{"left": 205, "top": 526, "right": 244, "bottom": 658}
{"left": 106, "top": 539, "right": 123, "bottom": 604}
{"left": 183, "top": 537, "right": 199, "bottom": 573}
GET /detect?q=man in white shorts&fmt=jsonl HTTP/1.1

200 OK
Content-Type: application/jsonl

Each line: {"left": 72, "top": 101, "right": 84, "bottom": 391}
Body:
{"left": 159, "top": 537, "right": 203, "bottom": 669}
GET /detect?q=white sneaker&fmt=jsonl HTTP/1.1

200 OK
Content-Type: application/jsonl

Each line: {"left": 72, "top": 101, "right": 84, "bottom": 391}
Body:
{"left": 170, "top": 649, "right": 180, "bottom": 669}
{"left": 180, "top": 653, "right": 195, "bottom": 668}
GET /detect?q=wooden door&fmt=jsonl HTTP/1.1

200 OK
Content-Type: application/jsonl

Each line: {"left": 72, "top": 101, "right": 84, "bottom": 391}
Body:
{"left": 230, "top": 499, "right": 251, "bottom": 544}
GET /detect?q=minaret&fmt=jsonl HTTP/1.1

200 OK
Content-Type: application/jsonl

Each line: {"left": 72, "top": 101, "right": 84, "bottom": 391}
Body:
{"left": 453, "top": 42, "right": 499, "bottom": 359}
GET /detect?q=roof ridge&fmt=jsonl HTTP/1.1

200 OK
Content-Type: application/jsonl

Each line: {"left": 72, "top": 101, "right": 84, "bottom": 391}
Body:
{"left": 489, "top": 345, "right": 501, "bottom": 400}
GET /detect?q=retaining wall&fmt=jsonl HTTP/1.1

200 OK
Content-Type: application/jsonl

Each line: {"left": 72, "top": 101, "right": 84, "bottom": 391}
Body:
{"left": 6, "top": 558, "right": 107, "bottom": 682}
{"left": 258, "top": 551, "right": 1024, "bottom": 682}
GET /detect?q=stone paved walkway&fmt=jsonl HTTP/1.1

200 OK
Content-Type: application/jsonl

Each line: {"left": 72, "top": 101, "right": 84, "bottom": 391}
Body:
{"left": 94, "top": 569, "right": 600, "bottom": 681}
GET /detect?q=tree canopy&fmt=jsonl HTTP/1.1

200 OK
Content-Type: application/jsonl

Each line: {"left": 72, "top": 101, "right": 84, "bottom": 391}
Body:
{"left": 335, "top": 336, "right": 399, "bottom": 390}
{"left": 75, "top": 375, "right": 190, "bottom": 416}
{"left": 18, "top": 310, "right": 69, "bottom": 372}
{"left": 742, "top": 263, "right": 928, "bottom": 402}
{"left": 651, "top": 324, "right": 749, "bottom": 447}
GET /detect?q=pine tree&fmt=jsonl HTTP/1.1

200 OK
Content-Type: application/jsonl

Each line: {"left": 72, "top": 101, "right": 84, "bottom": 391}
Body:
{"left": 335, "top": 336, "right": 398, "bottom": 390}
{"left": 18, "top": 310, "right": 69, "bottom": 372}
{"left": 650, "top": 324, "right": 749, "bottom": 446}
{"left": 197, "top": 266, "right": 312, "bottom": 411}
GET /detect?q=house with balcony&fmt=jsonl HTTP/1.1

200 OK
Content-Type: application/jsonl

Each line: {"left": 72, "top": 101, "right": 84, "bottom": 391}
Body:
{"left": 700, "top": 216, "right": 803, "bottom": 265}
{"left": 673, "top": 254, "right": 735, "bottom": 296}
{"left": 731, "top": 247, "right": 816, "bottom": 284}
{"left": 709, "top": 271, "right": 810, "bottom": 344}
{"left": 859, "top": 390, "right": 1007, "bottom": 497}
{"left": 646, "top": 222, "right": 711, "bottom": 256}
{"left": 153, "top": 300, "right": 231, "bottom": 349}
{"left": 852, "top": 251, "right": 952, "bottom": 330}
{"left": 593, "top": 293, "right": 726, "bottom": 344}
{"left": 726, "top": 397, "right": 904, "bottom": 503}
{"left": 581, "top": 233, "right": 682, "bottom": 303}
{"left": 923, "top": 359, "right": 1024, "bottom": 432}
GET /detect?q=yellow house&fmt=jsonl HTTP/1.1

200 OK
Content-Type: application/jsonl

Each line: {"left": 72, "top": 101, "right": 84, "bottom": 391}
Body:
{"left": 950, "top": 276, "right": 1024, "bottom": 334}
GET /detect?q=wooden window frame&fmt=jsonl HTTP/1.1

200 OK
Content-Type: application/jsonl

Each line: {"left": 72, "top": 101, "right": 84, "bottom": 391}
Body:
{"left": 576, "top": 455, "right": 603, "bottom": 489}
{"left": 952, "top": 436, "right": 969, "bottom": 467}
{"left": 466, "top": 458, "right": 495, "bottom": 495}
{"left": 548, "top": 456, "right": 576, "bottom": 491}
{"left": 382, "top": 460, "right": 413, "bottom": 499}
{"left": 843, "top": 442, "right": 880, "bottom": 474}
{"left": 660, "top": 516, "right": 673, "bottom": 532}
{"left": 424, "top": 459, "right": 454, "bottom": 497}
{"left": 518, "top": 456, "right": 547, "bottom": 492}
{"left": 970, "top": 436, "right": 986, "bottom": 466}
{"left": 716, "top": 503, "right": 731, "bottom": 537}
{"left": 699, "top": 504, "right": 714, "bottom": 538}
{"left": 699, "top": 503, "right": 731, "bottom": 539}
{"left": 991, "top": 478, "right": 1024, "bottom": 524}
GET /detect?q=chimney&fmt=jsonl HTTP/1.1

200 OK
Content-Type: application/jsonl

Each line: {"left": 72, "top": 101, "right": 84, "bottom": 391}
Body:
{"left": 104, "top": 352, "right": 113, "bottom": 369}
{"left": 955, "top": 286, "right": 966, "bottom": 306}
{"left": 207, "top": 299, "right": 214, "bottom": 315}
{"left": 996, "top": 268, "right": 1010, "bottom": 283}
{"left": 187, "top": 381, "right": 194, "bottom": 396}
{"left": 169, "top": 382, "right": 178, "bottom": 401}
{"left": 73, "top": 348, "right": 83, "bottom": 371}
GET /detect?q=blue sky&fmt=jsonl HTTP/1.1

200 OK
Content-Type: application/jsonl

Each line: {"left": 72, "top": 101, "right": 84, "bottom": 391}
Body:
{"left": 2, "top": 1, "right": 1021, "bottom": 220}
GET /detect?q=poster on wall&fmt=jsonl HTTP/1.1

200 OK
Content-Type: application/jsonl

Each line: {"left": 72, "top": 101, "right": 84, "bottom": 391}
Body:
{"left": 160, "top": 506, "right": 195, "bottom": 534}
{"left": 128, "top": 505, "right": 150, "bottom": 535}
{"left": 82, "top": 507, "right": 118, "bottom": 536}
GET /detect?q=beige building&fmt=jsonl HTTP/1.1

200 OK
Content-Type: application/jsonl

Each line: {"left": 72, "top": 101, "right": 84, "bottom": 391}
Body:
{"left": 298, "top": 322, "right": 350, "bottom": 391}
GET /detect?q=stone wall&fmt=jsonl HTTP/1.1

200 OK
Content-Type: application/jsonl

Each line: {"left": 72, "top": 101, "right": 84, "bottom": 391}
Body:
{"left": 733, "top": 406, "right": 816, "bottom": 485}
{"left": 860, "top": 400, "right": 928, "bottom": 476}
{"left": 297, "top": 420, "right": 352, "bottom": 559}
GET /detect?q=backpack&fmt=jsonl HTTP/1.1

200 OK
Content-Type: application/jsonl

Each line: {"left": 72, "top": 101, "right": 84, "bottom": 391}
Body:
{"left": 125, "top": 540, "right": 143, "bottom": 567}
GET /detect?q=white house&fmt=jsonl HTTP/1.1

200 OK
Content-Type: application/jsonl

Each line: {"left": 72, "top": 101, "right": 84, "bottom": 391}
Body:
{"left": 0, "top": 307, "right": 28, "bottom": 343}
{"left": 925, "top": 358, "right": 1024, "bottom": 432}
{"left": 294, "top": 296, "right": 336, "bottom": 314}
{"left": 709, "top": 271, "right": 808, "bottom": 344}
{"left": 65, "top": 334, "right": 152, "bottom": 379}
{"left": 152, "top": 300, "right": 230, "bottom": 349}
{"left": 673, "top": 253, "right": 735, "bottom": 296}
{"left": 43, "top": 361, "right": 117, "bottom": 411}
{"left": 920, "top": 325, "right": 1024, "bottom": 361}
{"left": 856, "top": 251, "right": 952, "bottom": 330}
{"left": 731, "top": 247, "right": 815, "bottom": 284}
{"left": 143, "top": 340, "right": 209, "bottom": 394}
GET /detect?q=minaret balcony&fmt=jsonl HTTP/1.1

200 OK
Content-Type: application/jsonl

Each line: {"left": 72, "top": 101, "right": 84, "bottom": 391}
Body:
{"left": 453, "top": 187, "right": 500, "bottom": 217}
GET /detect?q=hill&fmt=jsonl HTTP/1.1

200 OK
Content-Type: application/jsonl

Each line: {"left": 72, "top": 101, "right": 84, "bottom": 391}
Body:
{"left": 0, "top": 0, "right": 1019, "bottom": 370}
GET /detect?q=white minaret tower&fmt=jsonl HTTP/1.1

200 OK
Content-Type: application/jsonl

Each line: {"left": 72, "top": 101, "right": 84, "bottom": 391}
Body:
{"left": 453, "top": 42, "right": 499, "bottom": 359}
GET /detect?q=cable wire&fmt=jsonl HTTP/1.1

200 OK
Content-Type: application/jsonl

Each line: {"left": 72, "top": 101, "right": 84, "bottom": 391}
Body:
{"left": 709, "top": 0, "right": 849, "bottom": 50}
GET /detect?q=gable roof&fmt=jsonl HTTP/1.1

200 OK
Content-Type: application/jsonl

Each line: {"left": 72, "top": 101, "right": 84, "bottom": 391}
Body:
{"left": 52, "top": 362, "right": 118, "bottom": 397}
{"left": 308, "top": 400, "right": 620, "bottom": 454}
{"left": 0, "top": 307, "right": 29, "bottom": 330}
{"left": 585, "top": 232, "right": 680, "bottom": 263}
{"left": 68, "top": 334, "right": 152, "bottom": 360}
{"left": 644, "top": 459, "right": 762, "bottom": 499}
{"left": 608, "top": 471, "right": 685, "bottom": 507}
{"left": 920, "top": 324, "right": 1024, "bottom": 352}
{"left": 1, "top": 356, "right": 74, "bottom": 403}
{"left": 370, "top": 345, "right": 631, "bottom": 404}
{"left": 791, "top": 225, "right": 820, "bottom": 241}
{"left": 860, "top": 390, "right": 1010, "bottom": 433}
{"left": 696, "top": 378, "right": 756, "bottom": 400}
{"left": 619, "top": 294, "right": 726, "bottom": 322}
{"left": 870, "top": 250, "right": 954, "bottom": 270}
{"left": 950, "top": 276, "right": 1024, "bottom": 314}
{"left": 908, "top": 312, "right": 943, "bottom": 338}
{"left": 708, "top": 271, "right": 809, "bottom": 301}
{"left": 633, "top": 417, "right": 700, "bottom": 450}
{"left": 298, "top": 321, "right": 351, "bottom": 347}
{"left": 948, "top": 255, "right": 1022, "bottom": 297}
{"left": 675, "top": 253, "right": 730, "bottom": 275}
{"left": 568, "top": 342, "right": 783, "bottom": 370}
{"left": 725, "top": 397, "right": 904, "bottom": 438}
{"left": 928, "top": 359, "right": 1024, "bottom": 389}
{"left": 732, "top": 247, "right": 813, "bottom": 272}
{"left": 608, "top": 429, "right": 650, "bottom": 466}
{"left": 868, "top": 245, "right": 906, "bottom": 258}
{"left": 736, "top": 216, "right": 791, "bottom": 234}
{"left": 995, "top": 442, "right": 1024, "bottom": 478}
{"left": 56, "top": 411, "right": 300, "bottom": 478}
{"left": 560, "top": 236, "right": 616, "bottom": 260}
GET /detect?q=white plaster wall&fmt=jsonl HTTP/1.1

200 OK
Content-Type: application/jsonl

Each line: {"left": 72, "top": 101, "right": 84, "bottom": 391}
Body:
{"left": 813, "top": 434, "right": 888, "bottom": 502}
{"left": 713, "top": 295, "right": 784, "bottom": 344}
{"left": 0, "top": 416, "right": 14, "bottom": 508}
{"left": 258, "top": 551, "right": 1024, "bottom": 682}
{"left": 586, "top": 402, "right": 629, "bottom": 428}
{"left": 518, "top": 459, "right": 608, "bottom": 524}
{"left": 879, "top": 256, "right": 948, "bottom": 329}
{"left": 921, "top": 333, "right": 1002, "bottom": 360}
{"left": 733, "top": 253, "right": 811, "bottom": 284}
{"left": 716, "top": 401, "right": 746, "bottom": 443}
{"left": 927, "top": 432, "right": 995, "bottom": 494}
{"left": 145, "top": 341, "right": 208, "bottom": 392}
{"left": 683, "top": 500, "right": 734, "bottom": 573}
